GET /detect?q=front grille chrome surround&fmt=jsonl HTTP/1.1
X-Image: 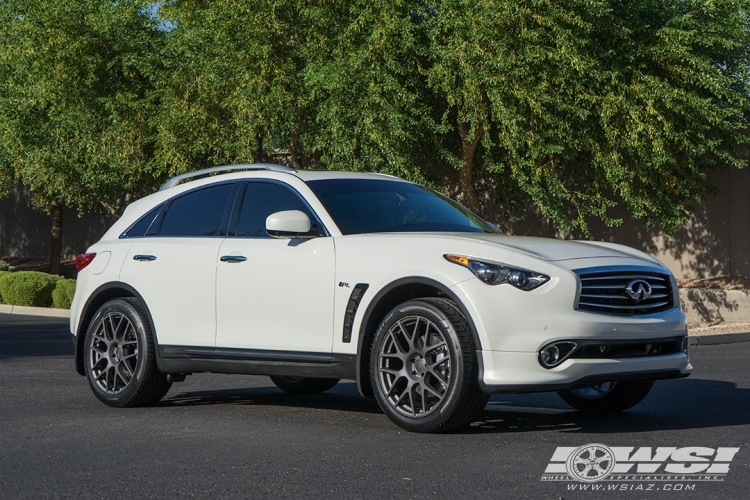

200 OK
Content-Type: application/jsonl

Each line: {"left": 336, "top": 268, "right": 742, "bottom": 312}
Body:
{"left": 575, "top": 267, "right": 676, "bottom": 316}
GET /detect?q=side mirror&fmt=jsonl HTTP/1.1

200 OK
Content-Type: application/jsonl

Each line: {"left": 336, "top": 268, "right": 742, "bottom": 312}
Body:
{"left": 266, "top": 210, "right": 315, "bottom": 238}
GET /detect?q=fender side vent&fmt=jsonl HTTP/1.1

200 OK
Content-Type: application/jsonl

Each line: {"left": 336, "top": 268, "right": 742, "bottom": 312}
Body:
{"left": 342, "top": 284, "right": 369, "bottom": 343}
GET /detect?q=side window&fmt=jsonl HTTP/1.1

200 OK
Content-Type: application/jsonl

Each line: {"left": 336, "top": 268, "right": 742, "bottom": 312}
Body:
{"left": 159, "top": 183, "right": 234, "bottom": 237}
{"left": 236, "top": 182, "right": 318, "bottom": 238}
{"left": 122, "top": 203, "right": 163, "bottom": 238}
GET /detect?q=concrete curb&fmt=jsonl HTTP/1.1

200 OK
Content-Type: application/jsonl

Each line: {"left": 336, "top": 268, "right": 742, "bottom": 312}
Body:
{"left": 0, "top": 304, "right": 70, "bottom": 318}
{"left": 688, "top": 331, "right": 750, "bottom": 346}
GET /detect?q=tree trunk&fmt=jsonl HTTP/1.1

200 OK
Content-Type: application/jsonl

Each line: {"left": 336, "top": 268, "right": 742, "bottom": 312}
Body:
{"left": 49, "top": 204, "right": 63, "bottom": 275}
{"left": 290, "top": 132, "right": 303, "bottom": 170}
{"left": 255, "top": 133, "right": 264, "bottom": 163}
{"left": 457, "top": 122, "right": 484, "bottom": 215}
{"left": 290, "top": 105, "right": 304, "bottom": 170}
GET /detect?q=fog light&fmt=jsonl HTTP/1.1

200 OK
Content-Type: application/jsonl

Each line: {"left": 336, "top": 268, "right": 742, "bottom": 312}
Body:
{"left": 541, "top": 345, "right": 560, "bottom": 365}
{"left": 539, "top": 341, "right": 577, "bottom": 368}
{"left": 681, "top": 336, "right": 689, "bottom": 354}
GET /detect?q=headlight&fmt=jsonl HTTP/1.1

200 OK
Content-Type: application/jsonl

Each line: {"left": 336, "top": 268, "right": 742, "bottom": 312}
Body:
{"left": 444, "top": 254, "right": 550, "bottom": 291}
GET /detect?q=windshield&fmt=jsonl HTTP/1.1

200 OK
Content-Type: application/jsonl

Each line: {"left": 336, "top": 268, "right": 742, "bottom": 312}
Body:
{"left": 307, "top": 179, "right": 497, "bottom": 235}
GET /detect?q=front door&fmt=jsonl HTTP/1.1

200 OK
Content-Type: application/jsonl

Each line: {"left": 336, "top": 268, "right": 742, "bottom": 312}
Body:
{"left": 215, "top": 181, "right": 335, "bottom": 353}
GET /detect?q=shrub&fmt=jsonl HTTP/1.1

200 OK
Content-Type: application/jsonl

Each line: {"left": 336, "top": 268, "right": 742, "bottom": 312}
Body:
{"left": 52, "top": 278, "right": 77, "bottom": 309}
{"left": 0, "top": 271, "right": 8, "bottom": 303}
{"left": 0, "top": 271, "right": 59, "bottom": 307}
{"left": 0, "top": 260, "right": 13, "bottom": 272}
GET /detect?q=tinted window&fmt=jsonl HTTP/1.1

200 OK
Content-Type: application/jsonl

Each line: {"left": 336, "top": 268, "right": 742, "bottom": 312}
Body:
{"left": 159, "top": 184, "right": 234, "bottom": 237}
{"left": 307, "top": 179, "right": 495, "bottom": 235}
{"left": 236, "top": 182, "right": 315, "bottom": 237}
{"left": 123, "top": 203, "right": 163, "bottom": 238}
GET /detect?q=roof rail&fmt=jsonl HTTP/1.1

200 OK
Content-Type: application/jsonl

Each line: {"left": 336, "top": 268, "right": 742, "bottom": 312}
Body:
{"left": 159, "top": 163, "right": 296, "bottom": 190}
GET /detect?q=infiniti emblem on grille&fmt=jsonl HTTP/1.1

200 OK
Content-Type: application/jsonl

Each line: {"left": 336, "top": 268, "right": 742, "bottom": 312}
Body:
{"left": 625, "top": 280, "right": 652, "bottom": 302}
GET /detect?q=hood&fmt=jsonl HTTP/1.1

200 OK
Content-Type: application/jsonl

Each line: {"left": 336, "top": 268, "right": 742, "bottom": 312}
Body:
{"left": 452, "top": 234, "right": 661, "bottom": 264}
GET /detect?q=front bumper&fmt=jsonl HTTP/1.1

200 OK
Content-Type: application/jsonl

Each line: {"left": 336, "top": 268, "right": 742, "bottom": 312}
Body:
{"left": 477, "top": 350, "right": 692, "bottom": 394}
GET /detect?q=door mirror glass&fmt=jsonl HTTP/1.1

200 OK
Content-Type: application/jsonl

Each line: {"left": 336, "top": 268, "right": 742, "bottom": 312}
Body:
{"left": 266, "top": 210, "right": 314, "bottom": 238}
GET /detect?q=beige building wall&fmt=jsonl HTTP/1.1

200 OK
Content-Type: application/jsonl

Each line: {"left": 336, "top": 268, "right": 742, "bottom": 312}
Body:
{"left": 0, "top": 184, "right": 116, "bottom": 260}
{"left": 600, "top": 167, "right": 750, "bottom": 279}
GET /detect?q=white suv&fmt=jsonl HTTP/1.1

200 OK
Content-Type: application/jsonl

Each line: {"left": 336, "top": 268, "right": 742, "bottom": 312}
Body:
{"left": 71, "top": 164, "right": 691, "bottom": 432}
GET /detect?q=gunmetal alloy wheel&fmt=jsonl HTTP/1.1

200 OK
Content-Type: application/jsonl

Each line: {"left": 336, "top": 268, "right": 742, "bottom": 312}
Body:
{"left": 88, "top": 310, "right": 139, "bottom": 395}
{"left": 377, "top": 315, "right": 451, "bottom": 418}
{"left": 84, "top": 298, "right": 171, "bottom": 407}
{"left": 558, "top": 380, "right": 654, "bottom": 413}
{"left": 370, "top": 298, "right": 488, "bottom": 433}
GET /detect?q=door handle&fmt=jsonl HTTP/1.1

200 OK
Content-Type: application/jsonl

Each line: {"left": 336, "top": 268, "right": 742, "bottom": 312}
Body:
{"left": 220, "top": 255, "right": 247, "bottom": 263}
{"left": 133, "top": 254, "right": 157, "bottom": 262}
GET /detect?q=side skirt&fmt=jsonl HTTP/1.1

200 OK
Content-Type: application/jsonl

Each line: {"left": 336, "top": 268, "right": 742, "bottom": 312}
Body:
{"left": 157, "top": 346, "right": 356, "bottom": 380}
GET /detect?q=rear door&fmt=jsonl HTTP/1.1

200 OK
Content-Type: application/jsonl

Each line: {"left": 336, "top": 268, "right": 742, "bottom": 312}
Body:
{"left": 215, "top": 180, "right": 335, "bottom": 353}
{"left": 120, "top": 182, "right": 237, "bottom": 347}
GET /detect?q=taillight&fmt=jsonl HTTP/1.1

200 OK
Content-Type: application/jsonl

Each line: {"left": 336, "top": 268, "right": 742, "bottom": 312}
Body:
{"left": 76, "top": 253, "right": 97, "bottom": 271}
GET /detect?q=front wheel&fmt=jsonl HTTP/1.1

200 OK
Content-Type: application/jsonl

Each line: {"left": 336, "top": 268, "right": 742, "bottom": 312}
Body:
{"left": 370, "top": 298, "right": 488, "bottom": 433}
{"left": 84, "top": 298, "right": 171, "bottom": 407}
{"left": 557, "top": 380, "right": 654, "bottom": 413}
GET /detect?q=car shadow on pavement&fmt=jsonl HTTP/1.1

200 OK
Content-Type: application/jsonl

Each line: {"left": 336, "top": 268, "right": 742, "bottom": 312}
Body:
{"left": 161, "top": 381, "right": 383, "bottom": 414}
{"left": 160, "top": 377, "right": 750, "bottom": 433}
{"left": 463, "top": 377, "right": 750, "bottom": 434}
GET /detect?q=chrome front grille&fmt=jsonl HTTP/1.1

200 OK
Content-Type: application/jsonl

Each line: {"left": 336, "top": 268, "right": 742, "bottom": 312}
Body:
{"left": 576, "top": 269, "right": 675, "bottom": 316}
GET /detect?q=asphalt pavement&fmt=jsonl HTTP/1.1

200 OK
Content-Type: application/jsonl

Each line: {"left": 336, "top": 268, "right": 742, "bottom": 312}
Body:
{"left": 1, "top": 314, "right": 749, "bottom": 499}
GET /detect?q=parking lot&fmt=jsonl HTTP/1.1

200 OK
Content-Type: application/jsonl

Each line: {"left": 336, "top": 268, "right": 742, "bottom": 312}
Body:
{"left": 1, "top": 314, "right": 748, "bottom": 499}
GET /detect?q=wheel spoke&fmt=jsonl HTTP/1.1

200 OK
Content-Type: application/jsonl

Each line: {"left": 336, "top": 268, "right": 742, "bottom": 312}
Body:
{"left": 112, "top": 315, "right": 126, "bottom": 342}
{"left": 421, "top": 385, "right": 430, "bottom": 414}
{"left": 392, "top": 384, "right": 409, "bottom": 406}
{"left": 379, "top": 366, "right": 401, "bottom": 376}
{"left": 423, "top": 340, "right": 446, "bottom": 355}
{"left": 121, "top": 360, "right": 134, "bottom": 379}
{"left": 427, "top": 367, "right": 448, "bottom": 385}
{"left": 105, "top": 314, "right": 116, "bottom": 342}
{"left": 396, "top": 320, "right": 415, "bottom": 351}
{"left": 423, "top": 376, "right": 445, "bottom": 397}
{"left": 387, "top": 330, "right": 408, "bottom": 356}
{"left": 409, "top": 384, "right": 418, "bottom": 417}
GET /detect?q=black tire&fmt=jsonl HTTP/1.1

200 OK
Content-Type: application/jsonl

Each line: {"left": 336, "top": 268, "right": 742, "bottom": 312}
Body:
{"left": 370, "top": 298, "right": 489, "bottom": 433}
{"left": 557, "top": 380, "right": 654, "bottom": 413}
{"left": 270, "top": 376, "right": 340, "bottom": 394}
{"left": 84, "top": 298, "right": 171, "bottom": 407}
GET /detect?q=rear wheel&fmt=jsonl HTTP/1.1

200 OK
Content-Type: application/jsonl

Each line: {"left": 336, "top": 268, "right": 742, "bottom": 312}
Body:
{"left": 370, "top": 298, "right": 488, "bottom": 433}
{"left": 270, "top": 376, "right": 339, "bottom": 394}
{"left": 557, "top": 380, "right": 654, "bottom": 413}
{"left": 84, "top": 298, "right": 171, "bottom": 407}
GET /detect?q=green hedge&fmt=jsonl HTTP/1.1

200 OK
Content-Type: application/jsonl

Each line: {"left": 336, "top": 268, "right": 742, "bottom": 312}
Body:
{"left": 0, "top": 271, "right": 9, "bottom": 303}
{"left": 52, "top": 278, "right": 77, "bottom": 309}
{"left": 0, "top": 271, "right": 62, "bottom": 308}
{"left": 0, "top": 260, "right": 13, "bottom": 272}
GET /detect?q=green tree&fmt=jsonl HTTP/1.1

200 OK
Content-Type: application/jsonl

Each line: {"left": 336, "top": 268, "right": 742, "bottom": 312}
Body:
{"left": 155, "top": 0, "right": 329, "bottom": 175}
{"left": 427, "top": 0, "right": 750, "bottom": 234}
{"left": 0, "top": 0, "right": 162, "bottom": 273}
{"left": 302, "top": 1, "right": 435, "bottom": 181}
{"left": 155, "top": 1, "right": 436, "bottom": 182}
